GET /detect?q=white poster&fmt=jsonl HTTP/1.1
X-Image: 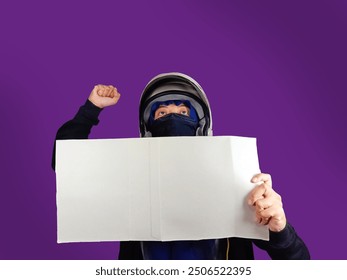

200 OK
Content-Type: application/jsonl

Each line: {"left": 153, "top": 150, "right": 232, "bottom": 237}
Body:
{"left": 55, "top": 136, "right": 268, "bottom": 243}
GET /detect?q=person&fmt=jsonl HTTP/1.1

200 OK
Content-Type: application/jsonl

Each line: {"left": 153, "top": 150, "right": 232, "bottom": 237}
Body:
{"left": 52, "top": 72, "right": 310, "bottom": 260}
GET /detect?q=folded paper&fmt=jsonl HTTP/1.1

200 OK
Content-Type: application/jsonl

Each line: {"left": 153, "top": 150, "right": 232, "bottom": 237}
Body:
{"left": 55, "top": 136, "right": 269, "bottom": 243}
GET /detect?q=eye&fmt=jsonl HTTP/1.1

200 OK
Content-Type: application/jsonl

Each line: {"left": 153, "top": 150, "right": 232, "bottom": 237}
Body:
{"left": 179, "top": 106, "right": 190, "bottom": 116}
{"left": 154, "top": 107, "right": 168, "bottom": 120}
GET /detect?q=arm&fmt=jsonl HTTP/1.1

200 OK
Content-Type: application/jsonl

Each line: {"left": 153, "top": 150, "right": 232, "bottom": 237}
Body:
{"left": 51, "top": 85, "right": 121, "bottom": 170}
{"left": 252, "top": 223, "right": 310, "bottom": 259}
{"left": 51, "top": 99, "right": 102, "bottom": 170}
{"left": 248, "top": 173, "right": 310, "bottom": 259}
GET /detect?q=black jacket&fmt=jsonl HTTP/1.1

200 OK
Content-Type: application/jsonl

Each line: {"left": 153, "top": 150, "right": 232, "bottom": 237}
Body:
{"left": 52, "top": 100, "right": 310, "bottom": 260}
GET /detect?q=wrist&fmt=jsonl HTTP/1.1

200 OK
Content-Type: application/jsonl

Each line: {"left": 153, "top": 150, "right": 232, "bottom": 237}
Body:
{"left": 268, "top": 223, "right": 296, "bottom": 248}
{"left": 269, "top": 217, "right": 287, "bottom": 232}
{"left": 88, "top": 97, "right": 104, "bottom": 109}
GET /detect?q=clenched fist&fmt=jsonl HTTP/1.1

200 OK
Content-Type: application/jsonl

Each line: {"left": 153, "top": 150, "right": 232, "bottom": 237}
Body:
{"left": 88, "top": 84, "right": 121, "bottom": 109}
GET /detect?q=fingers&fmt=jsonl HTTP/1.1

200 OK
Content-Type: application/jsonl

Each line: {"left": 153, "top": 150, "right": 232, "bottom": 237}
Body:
{"left": 247, "top": 176, "right": 287, "bottom": 231}
{"left": 257, "top": 206, "right": 286, "bottom": 230}
{"left": 247, "top": 183, "right": 272, "bottom": 206}
{"left": 255, "top": 197, "right": 282, "bottom": 216}
{"left": 111, "top": 90, "right": 121, "bottom": 103}
{"left": 256, "top": 215, "right": 271, "bottom": 226}
{"left": 248, "top": 173, "right": 273, "bottom": 206}
{"left": 89, "top": 84, "right": 121, "bottom": 108}
{"left": 255, "top": 201, "right": 280, "bottom": 225}
{"left": 254, "top": 193, "right": 281, "bottom": 217}
{"left": 251, "top": 173, "right": 272, "bottom": 186}
{"left": 94, "top": 84, "right": 119, "bottom": 98}
{"left": 107, "top": 85, "right": 117, "bottom": 98}
{"left": 254, "top": 192, "right": 282, "bottom": 210}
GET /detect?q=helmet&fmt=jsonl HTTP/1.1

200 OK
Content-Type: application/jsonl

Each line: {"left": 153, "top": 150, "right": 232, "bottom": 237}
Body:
{"left": 139, "top": 72, "right": 213, "bottom": 137}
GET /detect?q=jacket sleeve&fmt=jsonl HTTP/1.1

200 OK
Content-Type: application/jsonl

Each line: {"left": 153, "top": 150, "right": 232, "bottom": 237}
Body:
{"left": 252, "top": 223, "right": 310, "bottom": 259}
{"left": 51, "top": 99, "right": 103, "bottom": 170}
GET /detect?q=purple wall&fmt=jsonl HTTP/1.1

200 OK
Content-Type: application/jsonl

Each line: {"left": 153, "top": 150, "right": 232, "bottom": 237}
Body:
{"left": 1, "top": 0, "right": 346, "bottom": 259}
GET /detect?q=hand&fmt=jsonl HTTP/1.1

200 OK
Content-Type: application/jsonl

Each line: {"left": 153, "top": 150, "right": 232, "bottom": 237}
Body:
{"left": 88, "top": 84, "right": 121, "bottom": 109}
{"left": 247, "top": 173, "right": 287, "bottom": 232}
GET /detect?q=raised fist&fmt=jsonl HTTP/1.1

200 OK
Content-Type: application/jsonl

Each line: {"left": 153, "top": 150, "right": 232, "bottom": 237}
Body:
{"left": 88, "top": 84, "right": 121, "bottom": 109}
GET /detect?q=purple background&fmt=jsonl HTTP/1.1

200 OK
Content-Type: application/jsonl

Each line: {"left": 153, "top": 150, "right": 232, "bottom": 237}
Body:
{"left": 1, "top": 0, "right": 346, "bottom": 260}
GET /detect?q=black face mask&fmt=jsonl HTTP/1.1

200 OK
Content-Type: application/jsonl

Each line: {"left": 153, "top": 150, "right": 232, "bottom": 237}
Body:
{"left": 149, "top": 113, "right": 198, "bottom": 137}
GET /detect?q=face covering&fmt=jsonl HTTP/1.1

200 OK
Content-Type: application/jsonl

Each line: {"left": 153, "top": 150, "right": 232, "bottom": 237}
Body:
{"left": 149, "top": 113, "right": 198, "bottom": 137}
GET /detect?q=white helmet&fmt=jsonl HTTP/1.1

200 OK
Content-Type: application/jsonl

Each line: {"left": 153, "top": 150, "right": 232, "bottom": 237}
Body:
{"left": 139, "top": 72, "right": 213, "bottom": 137}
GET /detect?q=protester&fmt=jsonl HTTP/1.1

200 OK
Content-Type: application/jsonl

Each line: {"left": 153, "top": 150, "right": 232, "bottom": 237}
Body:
{"left": 52, "top": 73, "right": 310, "bottom": 259}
